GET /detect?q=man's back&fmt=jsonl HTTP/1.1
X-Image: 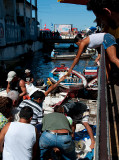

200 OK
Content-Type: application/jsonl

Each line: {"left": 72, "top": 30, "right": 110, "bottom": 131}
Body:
{"left": 3, "top": 122, "right": 36, "bottom": 160}
{"left": 42, "top": 112, "right": 72, "bottom": 133}
{"left": 63, "top": 101, "right": 88, "bottom": 123}
{"left": 18, "top": 99, "right": 43, "bottom": 125}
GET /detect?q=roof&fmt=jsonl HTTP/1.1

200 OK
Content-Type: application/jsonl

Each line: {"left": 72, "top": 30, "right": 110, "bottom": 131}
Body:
{"left": 58, "top": 0, "right": 88, "bottom": 5}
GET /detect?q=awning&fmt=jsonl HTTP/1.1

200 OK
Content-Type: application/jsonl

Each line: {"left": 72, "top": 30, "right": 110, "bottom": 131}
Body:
{"left": 57, "top": 0, "right": 88, "bottom": 5}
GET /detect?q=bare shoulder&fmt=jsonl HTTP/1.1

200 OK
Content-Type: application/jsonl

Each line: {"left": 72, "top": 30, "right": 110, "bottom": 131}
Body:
{"left": 0, "top": 122, "right": 11, "bottom": 135}
{"left": 82, "top": 36, "right": 90, "bottom": 44}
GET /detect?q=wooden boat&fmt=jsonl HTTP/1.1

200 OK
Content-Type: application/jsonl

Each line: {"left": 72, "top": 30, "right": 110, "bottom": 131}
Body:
{"left": 86, "top": 77, "right": 98, "bottom": 91}
{"left": 51, "top": 54, "right": 76, "bottom": 60}
{"left": 49, "top": 67, "right": 87, "bottom": 93}
{"left": 51, "top": 49, "right": 96, "bottom": 60}
{"left": 83, "top": 66, "right": 98, "bottom": 82}
{"left": 86, "top": 77, "right": 98, "bottom": 99}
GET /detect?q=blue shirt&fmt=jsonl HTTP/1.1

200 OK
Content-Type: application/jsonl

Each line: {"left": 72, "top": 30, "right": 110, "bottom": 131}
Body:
{"left": 51, "top": 51, "right": 55, "bottom": 57}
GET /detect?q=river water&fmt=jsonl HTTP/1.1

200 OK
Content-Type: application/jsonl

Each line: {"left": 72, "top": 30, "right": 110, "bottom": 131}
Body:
{"left": 9, "top": 43, "right": 97, "bottom": 85}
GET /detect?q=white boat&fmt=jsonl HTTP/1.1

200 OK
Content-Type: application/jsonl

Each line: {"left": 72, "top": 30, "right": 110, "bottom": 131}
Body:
{"left": 51, "top": 54, "right": 76, "bottom": 60}
{"left": 51, "top": 48, "right": 96, "bottom": 60}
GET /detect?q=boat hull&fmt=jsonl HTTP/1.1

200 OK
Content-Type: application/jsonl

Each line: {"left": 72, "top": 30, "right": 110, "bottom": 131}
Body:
{"left": 83, "top": 66, "right": 98, "bottom": 82}
{"left": 51, "top": 55, "right": 76, "bottom": 60}
{"left": 49, "top": 67, "right": 87, "bottom": 94}
{"left": 51, "top": 51, "right": 95, "bottom": 60}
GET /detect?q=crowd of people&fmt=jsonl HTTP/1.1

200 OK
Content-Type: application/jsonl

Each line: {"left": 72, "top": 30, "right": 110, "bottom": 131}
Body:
{"left": 0, "top": 66, "right": 95, "bottom": 160}
{"left": 0, "top": 0, "right": 119, "bottom": 159}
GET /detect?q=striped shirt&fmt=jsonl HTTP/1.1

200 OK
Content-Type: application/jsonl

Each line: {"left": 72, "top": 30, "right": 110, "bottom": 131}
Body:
{"left": 17, "top": 99, "right": 43, "bottom": 125}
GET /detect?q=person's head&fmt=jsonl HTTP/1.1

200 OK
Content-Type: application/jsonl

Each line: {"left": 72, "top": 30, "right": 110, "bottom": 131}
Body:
{"left": 60, "top": 63, "right": 65, "bottom": 68}
{"left": 7, "top": 90, "right": 19, "bottom": 107}
{"left": 30, "top": 90, "right": 45, "bottom": 103}
{"left": 54, "top": 104, "right": 70, "bottom": 114}
{"left": 54, "top": 105, "right": 65, "bottom": 113}
{"left": 19, "top": 106, "right": 33, "bottom": 122}
{"left": 25, "top": 69, "right": 31, "bottom": 76}
{"left": 87, "top": 0, "right": 119, "bottom": 29}
{"left": 0, "top": 96, "right": 13, "bottom": 118}
{"left": 74, "top": 34, "right": 83, "bottom": 46}
{"left": 6, "top": 71, "right": 17, "bottom": 82}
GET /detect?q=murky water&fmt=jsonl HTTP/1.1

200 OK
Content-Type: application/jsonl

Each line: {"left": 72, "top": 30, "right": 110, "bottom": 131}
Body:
{"left": 9, "top": 43, "right": 97, "bottom": 84}
{"left": 24, "top": 44, "right": 97, "bottom": 84}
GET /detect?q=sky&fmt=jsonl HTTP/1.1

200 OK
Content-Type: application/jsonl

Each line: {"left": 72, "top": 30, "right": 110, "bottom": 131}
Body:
{"left": 37, "top": 0, "right": 96, "bottom": 31}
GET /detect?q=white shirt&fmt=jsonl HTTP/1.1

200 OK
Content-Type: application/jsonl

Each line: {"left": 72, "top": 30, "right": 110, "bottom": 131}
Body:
{"left": 3, "top": 122, "right": 36, "bottom": 160}
{"left": 88, "top": 33, "right": 106, "bottom": 48}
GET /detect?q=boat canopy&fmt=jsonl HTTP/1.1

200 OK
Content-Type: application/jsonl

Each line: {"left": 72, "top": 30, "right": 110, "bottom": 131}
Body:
{"left": 57, "top": 0, "right": 88, "bottom": 5}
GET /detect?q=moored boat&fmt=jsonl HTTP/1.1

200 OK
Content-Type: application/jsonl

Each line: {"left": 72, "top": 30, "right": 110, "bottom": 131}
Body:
{"left": 51, "top": 48, "right": 96, "bottom": 60}
{"left": 86, "top": 77, "right": 98, "bottom": 91}
{"left": 51, "top": 54, "right": 76, "bottom": 60}
{"left": 83, "top": 66, "right": 98, "bottom": 82}
{"left": 48, "top": 67, "right": 87, "bottom": 93}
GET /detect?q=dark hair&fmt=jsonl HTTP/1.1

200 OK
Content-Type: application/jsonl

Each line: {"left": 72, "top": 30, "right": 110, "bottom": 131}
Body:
{"left": 74, "top": 34, "right": 83, "bottom": 43}
{"left": 60, "top": 63, "right": 65, "bottom": 67}
{"left": 54, "top": 105, "right": 64, "bottom": 113}
{"left": 87, "top": 0, "right": 119, "bottom": 13}
{"left": 19, "top": 106, "right": 33, "bottom": 120}
{"left": 30, "top": 90, "right": 45, "bottom": 100}
{"left": 0, "top": 96, "right": 12, "bottom": 115}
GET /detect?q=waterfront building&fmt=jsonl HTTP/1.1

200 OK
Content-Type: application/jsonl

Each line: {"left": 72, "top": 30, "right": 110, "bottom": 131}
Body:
{"left": 0, "top": 0, "right": 43, "bottom": 60}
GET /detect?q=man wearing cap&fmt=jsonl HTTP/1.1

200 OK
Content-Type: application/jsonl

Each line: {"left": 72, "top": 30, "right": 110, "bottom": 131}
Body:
{"left": 6, "top": 71, "right": 26, "bottom": 99}
{"left": 24, "top": 69, "right": 34, "bottom": 85}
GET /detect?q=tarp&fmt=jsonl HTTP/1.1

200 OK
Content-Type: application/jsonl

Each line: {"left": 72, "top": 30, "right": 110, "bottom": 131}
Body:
{"left": 58, "top": 0, "right": 88, "bottom": 5}
{"left": 89, "top": 26, "right": 97, "bottom": 31}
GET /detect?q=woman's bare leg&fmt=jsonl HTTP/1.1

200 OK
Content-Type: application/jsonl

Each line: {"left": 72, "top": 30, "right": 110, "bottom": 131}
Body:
{"left": 105, "top": 54, "right": 111, "bottom": 82}
{"left": 106, "top": 45, "right": 119, "bottom": 68}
